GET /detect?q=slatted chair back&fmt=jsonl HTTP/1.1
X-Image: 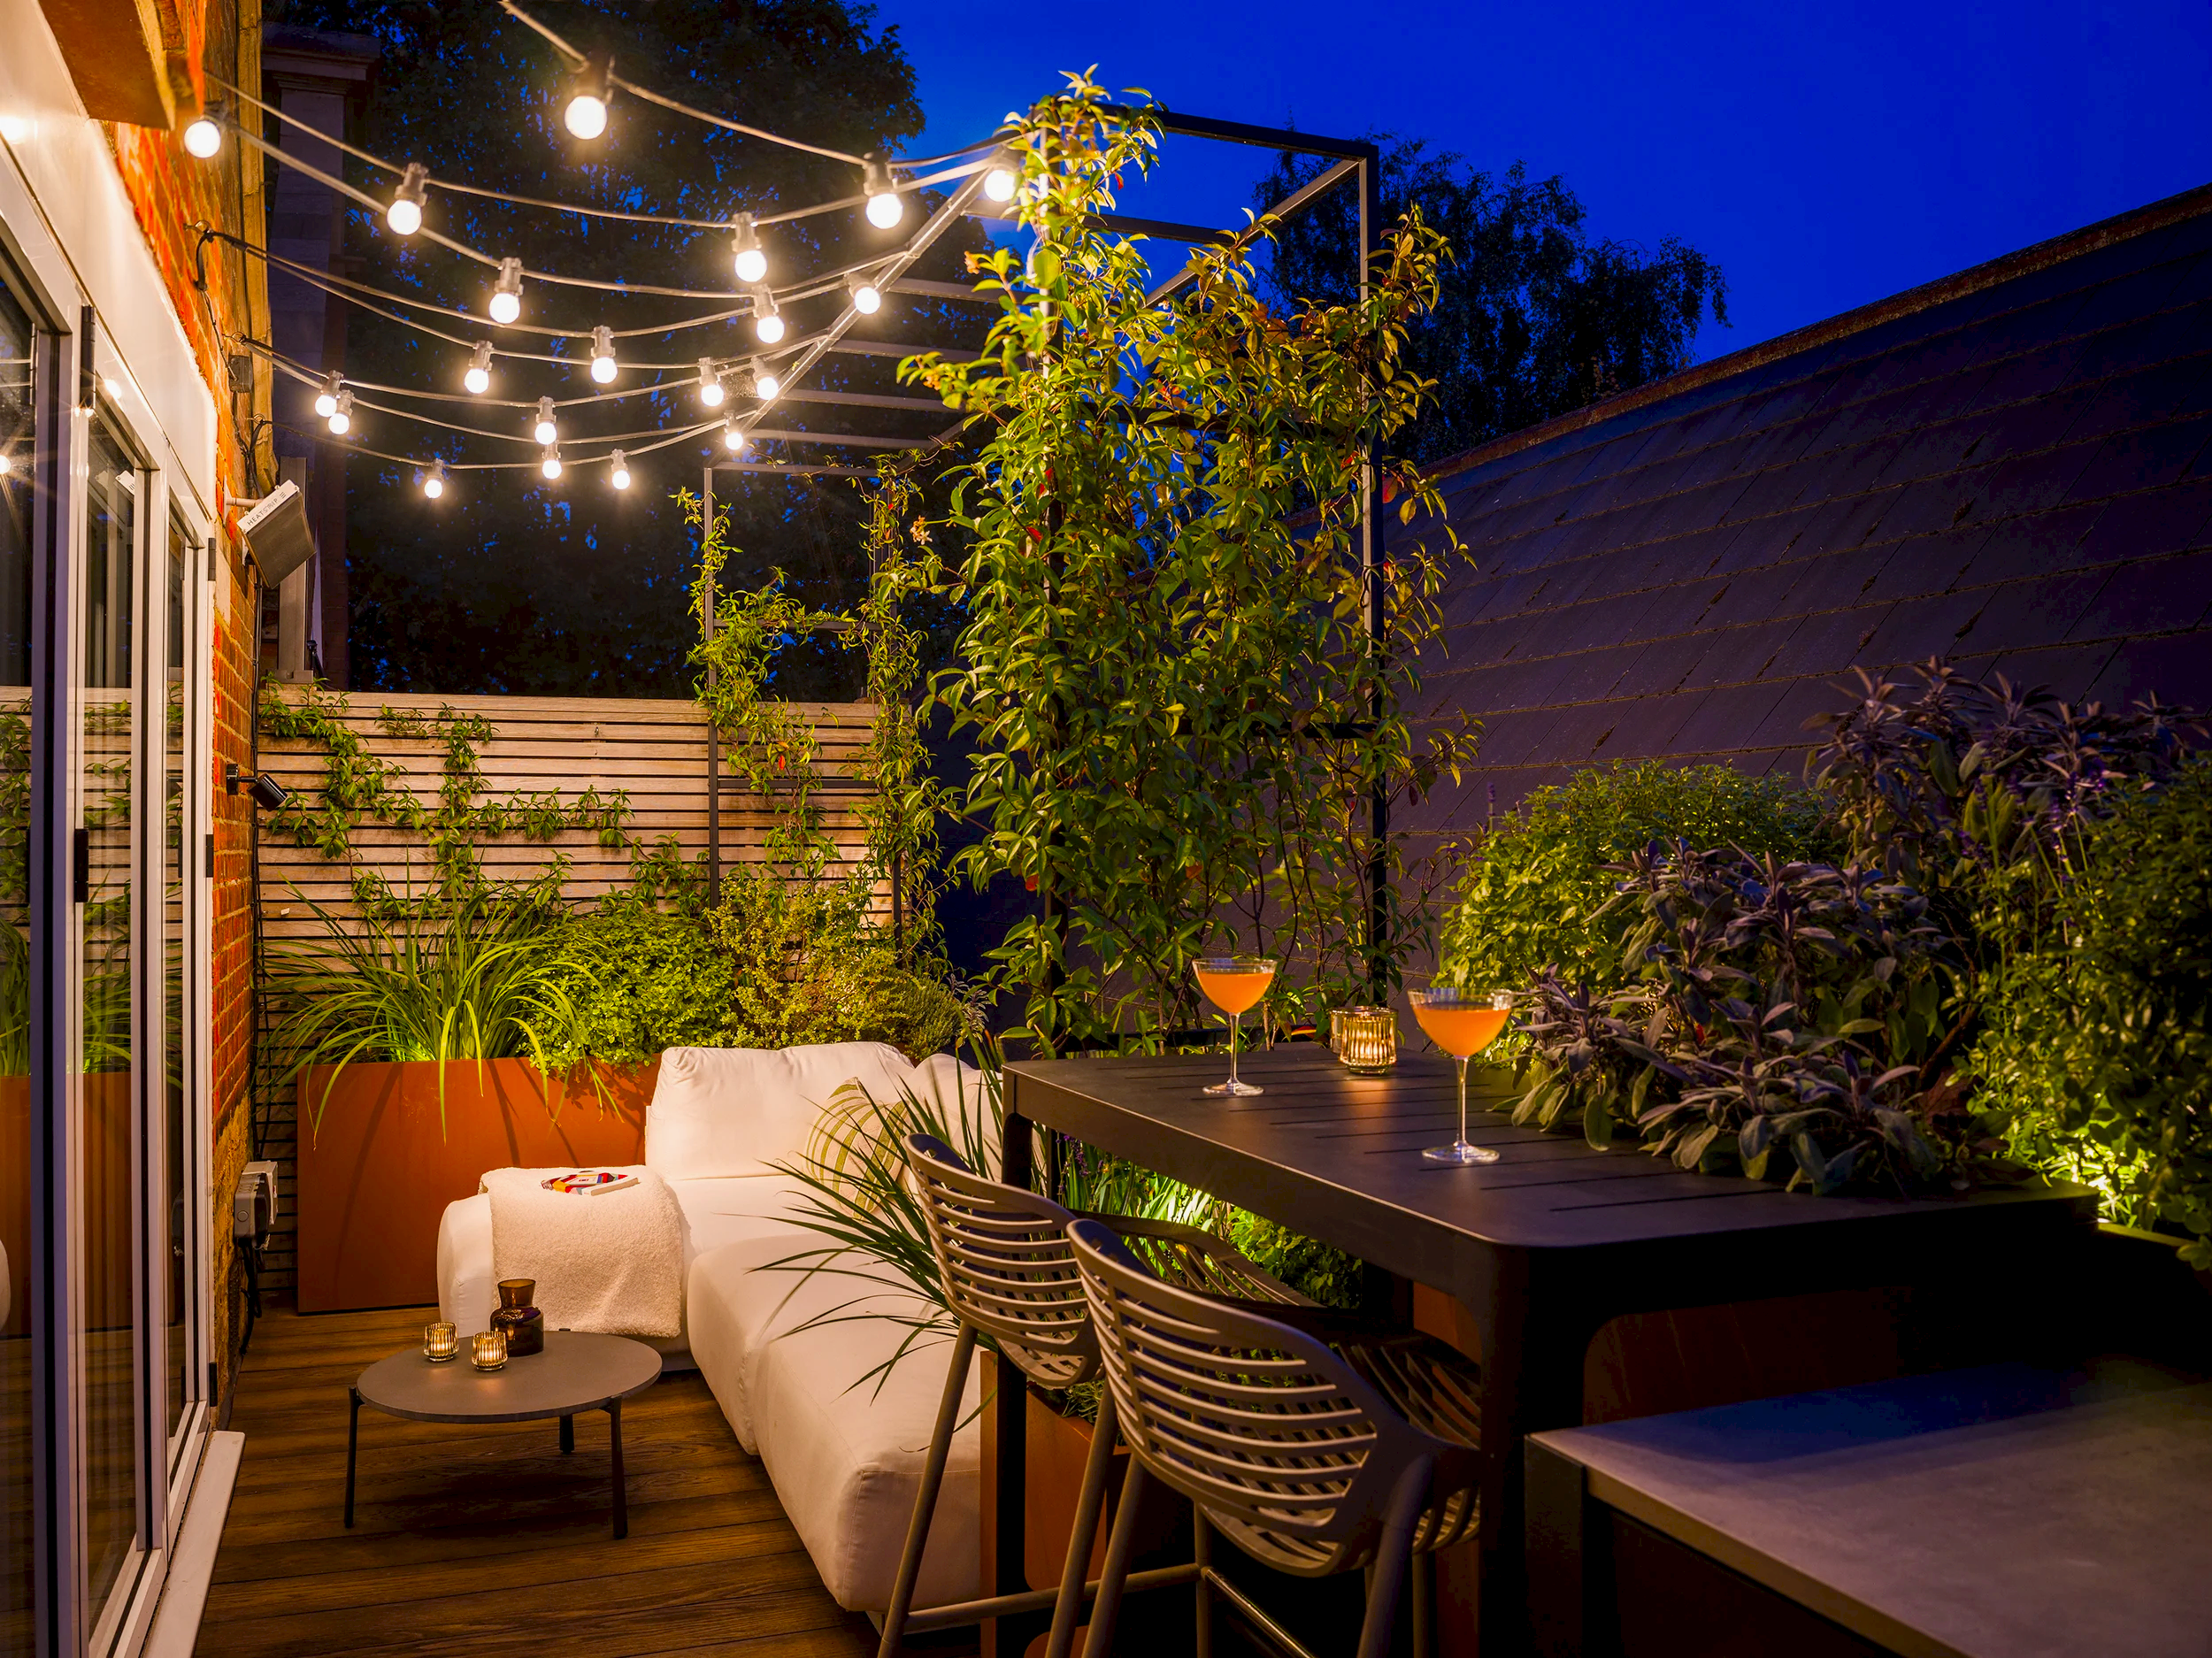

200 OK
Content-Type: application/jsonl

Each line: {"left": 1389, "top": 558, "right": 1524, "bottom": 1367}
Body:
{"left": 1070, "top": 1217, "right": 1479, "bottom": 1577}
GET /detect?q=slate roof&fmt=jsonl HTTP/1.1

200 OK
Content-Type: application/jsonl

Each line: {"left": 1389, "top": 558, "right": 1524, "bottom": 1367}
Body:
{"left": 1406, "top": 180, "right": 2212, "bottom": 843}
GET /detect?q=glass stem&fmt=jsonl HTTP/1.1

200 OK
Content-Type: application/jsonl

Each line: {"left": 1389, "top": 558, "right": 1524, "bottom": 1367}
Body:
{"left": 1456, "top": 1055, "right": 1471, "bottom": 1148}
{"left": 1229, "top": 1009, "right": 1241, "bottom": 1089}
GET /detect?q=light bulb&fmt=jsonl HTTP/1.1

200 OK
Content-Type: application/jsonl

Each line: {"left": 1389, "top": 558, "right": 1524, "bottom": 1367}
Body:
{"left": 488, "top": 257, "right": 524, "bottom": 326}
{"left": 464, "top": 342, "right": 492, "bottom": 395}
{"left": 0, "top": 451, "right": 13, "bottom": 477}
{"left": 698, "top": 357, "right": 725, "bottom": 407}
{"left": 184, "top": 115, "right": 223, "bottom": 158}
{"left": 589, "top": 324, "right": 617, "bottom": 384}
{"left": 422, "top": 460, "right": 447, "bottom": 500}
{"left": 564, "top": 53, "right": 612, "bottom": 140}
{"left": 313, "top": 373, "right": 341, "bottom": 419}
{"left": 863, "top": 155, "right": 903, "bottom": 228}
{"left": 541, "top": 444, "right": 563, "bottom": 480}
{"left": 751, "top": 358, "right": 780, "bottom": 400}
{"left": 752, "top": 290, "right": 784, "bottom": 344}
{"left": 533, "top": 396, "right": 557, "bottom": 447}
{"left": 849, "top": 273, "right": 882, "bottom": 315}
{"left": 984, "top": 163, "right": 1017, "bottom": 203}
{"left": 610, "top": 449, "right": 631, "bottom": 490}
{"left": 386, "top": 163, "right": 427, "bottom": 236}
{"left": 730, "top": 213, "right": 767, "bottom": 284}
{"left": 327, "top": 389, "right": 353, "bottom": 436}
{"left": 723, "top": 418, "right": 744, "bottom": 454}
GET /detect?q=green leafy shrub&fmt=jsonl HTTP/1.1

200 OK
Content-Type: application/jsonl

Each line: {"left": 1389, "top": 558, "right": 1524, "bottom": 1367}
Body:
{"left": 541, "top": 906, "right": 735, "bottom": 1067}
{"left": 1439, "top": 761, "right": 1832, "bottom": 994}
{"left": 1970, "top": 759, "right": 2212, "bottom": 1261}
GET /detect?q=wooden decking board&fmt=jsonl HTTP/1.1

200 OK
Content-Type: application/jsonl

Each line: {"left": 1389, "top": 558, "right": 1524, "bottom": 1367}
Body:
{"left": 198, "top": 1304, "right": 966, "bottom": 1657}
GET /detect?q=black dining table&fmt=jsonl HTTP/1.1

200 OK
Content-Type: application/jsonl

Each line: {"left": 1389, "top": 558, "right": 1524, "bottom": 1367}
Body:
{"left": 995, "top": 1045, "right": 2100, "bottom": 1654}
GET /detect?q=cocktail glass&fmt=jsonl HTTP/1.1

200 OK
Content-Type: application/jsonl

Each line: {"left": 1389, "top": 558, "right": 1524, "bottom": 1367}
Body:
{"left": 1409, "top": 986, "right": 1514, "bottom": 1164}
{"left": 1192, "top": 956, "right": 1278, "bottom": 1096}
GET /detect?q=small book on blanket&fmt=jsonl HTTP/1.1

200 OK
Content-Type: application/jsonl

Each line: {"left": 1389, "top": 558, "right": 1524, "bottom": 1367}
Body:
{"left": 480, "top": 1164, "right": 684, "bottom": 1338}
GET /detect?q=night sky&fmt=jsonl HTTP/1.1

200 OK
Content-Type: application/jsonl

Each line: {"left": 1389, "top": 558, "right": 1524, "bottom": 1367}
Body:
{"left": 883, "top": 0, "right": 2212, "bottom": 362}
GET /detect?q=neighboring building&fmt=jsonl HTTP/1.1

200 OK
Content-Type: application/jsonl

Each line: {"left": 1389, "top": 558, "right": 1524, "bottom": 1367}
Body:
{"left": 1409, "top": 181, "right": 2212, "bottom": 843}
{"left": 3, "top": 0, "right": 272, "bottom": 1652}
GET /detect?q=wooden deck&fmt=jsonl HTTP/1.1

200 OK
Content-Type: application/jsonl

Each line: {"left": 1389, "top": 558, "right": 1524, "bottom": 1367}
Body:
{"left": 200, "top": 1302, "right": 968, "bottom": 1657}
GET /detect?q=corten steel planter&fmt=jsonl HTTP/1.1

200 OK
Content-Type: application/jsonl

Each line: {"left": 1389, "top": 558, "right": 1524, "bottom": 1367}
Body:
{"left": 295, "top": 1056, "right": 657, "bottom": 1313}
{"left": 1, "top": 1073, "right": 134, "bottom": 1338}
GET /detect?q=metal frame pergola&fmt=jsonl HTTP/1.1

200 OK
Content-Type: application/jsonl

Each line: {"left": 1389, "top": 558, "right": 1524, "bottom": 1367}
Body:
{"left": 700, "top": 111, "right": 1394, "bottom": 1002}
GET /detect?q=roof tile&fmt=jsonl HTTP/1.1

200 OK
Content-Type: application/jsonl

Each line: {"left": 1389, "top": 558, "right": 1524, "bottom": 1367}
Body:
{"left": 2074, "top": 478, "right": 2212, "bottom": 562}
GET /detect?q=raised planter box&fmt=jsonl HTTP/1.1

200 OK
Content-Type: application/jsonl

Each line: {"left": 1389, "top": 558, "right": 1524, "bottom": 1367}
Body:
{"left": 294, "top": 1056, "right": 657, "bottom": 1313}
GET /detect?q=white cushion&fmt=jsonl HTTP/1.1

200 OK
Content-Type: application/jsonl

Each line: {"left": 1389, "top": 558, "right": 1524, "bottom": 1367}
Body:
{"left": 645, "top": 1043, "right": 920, "bottom": 1179}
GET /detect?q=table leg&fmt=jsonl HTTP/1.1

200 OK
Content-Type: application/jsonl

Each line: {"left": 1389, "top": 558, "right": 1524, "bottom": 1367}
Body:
{"left": 993, "top": 1093, "right": 1038, "bottom": 1656}
{"left": 608, "top": 1396, "right": 628, "bottom": 1539}
{"left": 343, "top": 1387, "right": 361, "bottom": 1528}
{"left": 559, "top": 1413, "right": 574, "bottom": 1455}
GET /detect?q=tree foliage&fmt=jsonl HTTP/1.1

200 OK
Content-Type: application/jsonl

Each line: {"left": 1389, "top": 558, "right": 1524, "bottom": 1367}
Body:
{"left": 1255, "top": 139, "right": 1727, "bottom": 462}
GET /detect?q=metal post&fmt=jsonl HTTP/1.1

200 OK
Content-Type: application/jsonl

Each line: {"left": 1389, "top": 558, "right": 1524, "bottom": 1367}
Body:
{"left": 1359, "top": 152, "right": 1390, "bottom": 1004}
{"left": 703, "top": 466, "right": 719, "bottom": 910}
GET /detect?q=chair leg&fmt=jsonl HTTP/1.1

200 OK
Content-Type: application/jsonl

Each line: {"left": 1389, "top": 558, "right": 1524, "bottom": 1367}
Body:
{"left": 1045, "top": 1390, "right": 1120, "bottom": 1658}
{"left": 878, "top": 1323, "right": 978, "bottom": 1657}
{"left": 1194, "top": 1505, "right": 1213, "bottom": 1658}
{"left": 1080, "top": 1454, "right": 1151, "bottom": 1656}
{"left": 1410, "top": 1546, "right": 1434, "bottom": 1658}
{"left": 1356, "top": 1456, "right": 1434, "bottom": 1658}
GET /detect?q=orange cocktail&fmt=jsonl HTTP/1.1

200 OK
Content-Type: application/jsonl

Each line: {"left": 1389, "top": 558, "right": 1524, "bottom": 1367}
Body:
{"left": 1408, "top": 987, "right": 1514, "bottom": 1165}
{"left": 1192, "top": 956, "right": 1276, "bottom": 1096}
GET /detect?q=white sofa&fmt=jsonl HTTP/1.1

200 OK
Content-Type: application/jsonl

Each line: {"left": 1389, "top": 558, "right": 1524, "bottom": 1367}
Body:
{"left": 437, "top": 1042, "right": 985, "bottom": 1612}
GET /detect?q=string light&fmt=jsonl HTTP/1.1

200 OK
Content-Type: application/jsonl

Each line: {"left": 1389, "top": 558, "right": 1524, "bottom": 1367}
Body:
{"left": 863, "top": 154, "right": 903, "bottom": 228}
{"left": 541, "top": 443, "right": 564, "bottom": 480}
{"left": 730, "top": 213, "right": 767, "bottom": 284}
{"left": 610, "top": 449, "right": 631, "bottom": 489}
{"left": 751, "top": 358, "right": 780, "bottom": 400}
{"left": 465, "top": 341, "right": 493, "bottom": 395}
{"left": 722, "top": 417, "right": 744, "bottom": 453}
{"left": 848, "top": 272, "right": 882, "bottom": 314}
{"left": 563, "top": 52, "right": 613, "bottom": 140}
{"left": 184, "top": 110, "right": 223, "bottom": 158}
{"left": 422, "top": 459, "right": 448, "bottom": 498}
{"left": 313, "top": 372, "right": 342, "bottom": 418}
{"left": 984, "top": 157, "right": 1017, "bottom": 203}
{"left": 387, "top": 163, "right": 429, "bottom": 235}
{"left": 589, "top": 324, "right": 618, "bottom": 384}
{"left": 327, "top": 389, "right": 354, "bottom": 435}
{"left": 752, "top": 288, "right": 784, "bottom": 344}
{"left": 0, "top": 451, "right": 13, "bottom": 477}
{"left": 533, "top": 395, "right": 558, "bottom": 445}
{"left": 697, "top": 357, "right": 725, "bottom": 407}
{"left": 488, "top": 257, "right": 525, "bottom": 326}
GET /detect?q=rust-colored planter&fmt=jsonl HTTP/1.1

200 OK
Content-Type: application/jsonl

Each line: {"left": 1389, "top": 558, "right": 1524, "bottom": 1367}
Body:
{"left": 294, "top": 1056, "right": 657, "bottom": 1314}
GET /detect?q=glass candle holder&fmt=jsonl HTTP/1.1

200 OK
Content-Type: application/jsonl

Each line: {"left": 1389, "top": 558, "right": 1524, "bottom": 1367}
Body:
{"left": 470, "top": 1329, "right": 508, "bottom": 1372}
{"left": 422, "top": 1321, "right": 458, "bottom": 1363}
{"left": 1332, "top": 1006, "right": 1398, "bottom": 1075}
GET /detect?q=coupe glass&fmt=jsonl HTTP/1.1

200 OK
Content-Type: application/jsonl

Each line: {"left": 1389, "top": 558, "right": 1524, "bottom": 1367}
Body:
{"left": 1409, "top": 986, "right": 1514, "bottom": 1164}
{"left": 1192, "top": 955, "right": 1278, "bottom": 1096}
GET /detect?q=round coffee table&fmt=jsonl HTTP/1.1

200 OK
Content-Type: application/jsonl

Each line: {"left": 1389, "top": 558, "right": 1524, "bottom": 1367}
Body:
{"left": 346, "top": 1330, "right": 662, "bottom": 1538}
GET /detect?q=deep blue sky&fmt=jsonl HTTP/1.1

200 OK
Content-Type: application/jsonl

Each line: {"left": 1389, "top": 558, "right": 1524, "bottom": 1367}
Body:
{"left": 885, "top": 1, "right": 2212, "bottom": 363}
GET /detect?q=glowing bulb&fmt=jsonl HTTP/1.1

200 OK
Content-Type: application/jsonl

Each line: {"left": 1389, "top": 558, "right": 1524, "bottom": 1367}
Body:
{"left": 863, "top": 155, "right": 903, "bottom": 228}
{"left": 610, "top": 449, "right": 631, "bottom": 490}
{"left": 533, "top": 396, "right": 558, "bottom": 447}
{"left": 752, "top": 290, "right": 784, "bottom": 345}
{"left": 849, "top": 273, "right": 882, "bottom": 315}
{"left": 984, "top": 164, "right": 1016, "bottom": 203}
{"left": 184, "top": 115, "right": 222, "bottom": 159}
{"left": 751, "top": 358, "right": 780, "bottom": 400}
{"left": 698, "top": 357, "right": 725, "bottom": 407}
{"left": 723, "top": 418, "right": 744, "bottom": 454}
{"left": 488, "top": 257, "right": 524, "bottom": 326}
{"left": 564, "top": 54, "right": 612, "bottom": 140}
{"left": 386, "top": 163, "right": 427, "bottom": 236}
{"left": 588, "top": 324, "right": 617, "bottom": 384}
{"left": 0, "top": 451, "right": 12, "bottom": 477}
{"left": 730, "top": 213, "right": 767, "bottom": 284}
{"left": 464, "top": 342, "right": 493, "bottom": 395}
{"left": 0, "top": 115, "right": 29, "bottom": 145}
{"left": 541, "top": 444, "right": 563, "bottom": 480}
{"left": 313, "top": 373, "right": 341, "bottom": 419}
{"left": 327, "top": 389, "right": 353, "bottom": 436}
{"left": 422, "top": 460, "right": 447, "bottom": 500}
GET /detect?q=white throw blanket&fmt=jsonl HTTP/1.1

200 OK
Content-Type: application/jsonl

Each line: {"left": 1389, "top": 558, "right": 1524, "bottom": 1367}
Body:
{"left": 480, "top": 1164, "right": 685, "bottom": 1338}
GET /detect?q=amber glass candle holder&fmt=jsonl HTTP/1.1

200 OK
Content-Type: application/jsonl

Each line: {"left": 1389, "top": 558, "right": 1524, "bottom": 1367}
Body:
{"left": 1331, "top": 1006, "right": 1398, "bottom": 1075}
{"left": 422, "top": 1321, "right": 459, "bottom": 1363}
{"left": 470, "top": 1330, "right": 508, "bottom": 1372}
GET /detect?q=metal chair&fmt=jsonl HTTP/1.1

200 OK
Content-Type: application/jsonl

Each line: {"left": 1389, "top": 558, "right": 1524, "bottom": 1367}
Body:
{"left": 1069, "top": 1217, "right": 1484, "bottom": 1658}
{"left": 877, "top": 1132, "right": 1305, "bottom": 1656}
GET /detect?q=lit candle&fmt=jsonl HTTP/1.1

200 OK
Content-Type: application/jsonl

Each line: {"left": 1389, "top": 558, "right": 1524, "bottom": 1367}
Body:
{"left": 470, "top": 1330, "right": 508, "bottom": 1371}
{"left": 1332, "top": 1006, "right": 1398, "bottom": 1075}
{"left": 423, "top": 1321, "right": 459, "bottom": 1362}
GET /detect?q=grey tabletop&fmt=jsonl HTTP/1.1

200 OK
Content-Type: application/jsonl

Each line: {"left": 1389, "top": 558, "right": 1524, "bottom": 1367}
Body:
{"left": 1530, "top": 1361, "right": 2212, "bottom": 1658}
{"left": 356, "top": 1331, "right": 663, "bottom": 1425}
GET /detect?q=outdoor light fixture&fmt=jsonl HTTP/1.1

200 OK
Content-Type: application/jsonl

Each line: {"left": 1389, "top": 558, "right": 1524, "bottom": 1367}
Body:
{"left": 610, "top": 449, "right": 631, "bottom": 489}
{"left": 750, "top": 358, "right": 780, "bottom": 400}
{"left": 0, "top": 451, "right": 13, "bottom": 477}
{"left": 730, "top": 213, "right": 767, "bottom": 284}
{"left": 386, "top": 163, "right": 428, "bottom": 235}
{"left": 722, "top": 417, "right": 744, "bottom": 453}
{"left": 326, "top": 389, "right": 353, "bottom": 436}
{"left": 422, "top": 460, "right": 447, "bottom": 499}
{"left": 983, "top": 155, "right": 1017, "bottom": 203}
{"left": 564, "top": 52, "right": 613, "bottom": 140}
{"left": 541, "top": 444, "right": 563, "bottom": 480}
{"left": 751, "top": 289, "right": 784, "bottom": 344}
{"left": 488, "top": 257, "right": 525, "bottom": 325}
{"left": 184, "top": 110, "right": 224, "bottom": 159}
{"left": 697, "top": 357, "right": 725, "bottom": 407}
{"left": 863, "top": 155, "right": 903, "bottom": 228}
{"left": 313, "top": 373, "right": 342, "bottom": 419}
{"left": 848, "top": 272, "right": 882, "bottom": 315}
{"left": 533, "top": 396, "right": 558, "bottom": 446}
{"left": 225, "top": 763, "right": 289, "bottom": 810}
{"left": 464, "top": 341, "right": 493, "bottom": 395}
{"left": 589, "top": 324, "right": 618, "bottom": 384}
